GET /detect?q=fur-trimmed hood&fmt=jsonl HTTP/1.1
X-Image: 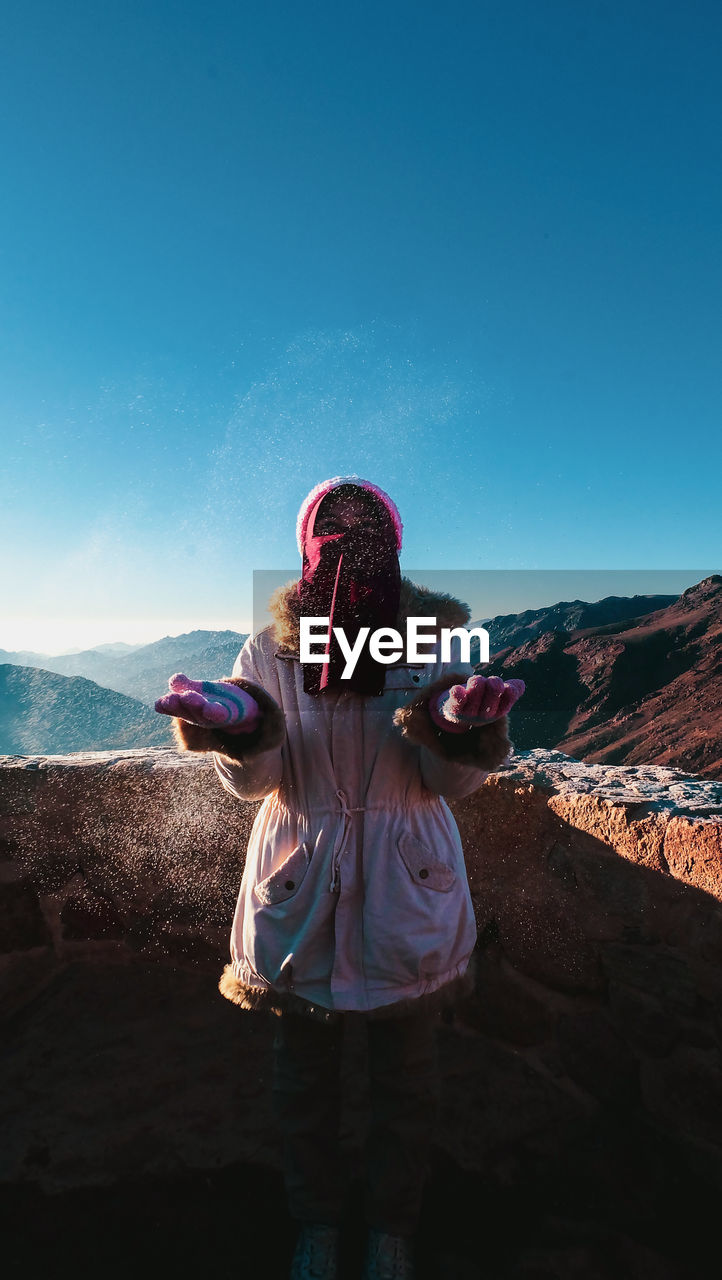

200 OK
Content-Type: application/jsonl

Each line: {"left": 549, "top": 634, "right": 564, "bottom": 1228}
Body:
{"left": 266, "top": 575, "right": 472, "bottom": 655}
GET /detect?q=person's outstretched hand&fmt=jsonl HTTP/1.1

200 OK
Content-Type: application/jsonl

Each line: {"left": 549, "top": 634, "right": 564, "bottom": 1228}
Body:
{"left": 430, "top": 674, "right": 525, "bottom": 734}
{"left": 155, "top": 673, "right": 261, "bottom": 735}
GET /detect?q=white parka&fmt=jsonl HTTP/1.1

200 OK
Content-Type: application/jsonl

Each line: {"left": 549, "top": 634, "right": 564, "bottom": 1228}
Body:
{"left": 173, "top": 578, "right": 513, "bottom": 1023}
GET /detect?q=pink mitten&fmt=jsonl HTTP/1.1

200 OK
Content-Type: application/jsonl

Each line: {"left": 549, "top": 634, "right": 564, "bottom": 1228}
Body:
{"left": 430, "top": 675, "right": 526, "bottom": 734}
{"left": 155, "top": 673, "right": 261, "bottom": 735}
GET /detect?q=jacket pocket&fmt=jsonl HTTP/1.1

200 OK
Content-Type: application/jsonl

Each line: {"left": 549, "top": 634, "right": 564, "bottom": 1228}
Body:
{"left": 397, "top": 832, "right": 456, "bottom": 893}
{"left": 254, "top": 841, "right": 311, "bottom": 906}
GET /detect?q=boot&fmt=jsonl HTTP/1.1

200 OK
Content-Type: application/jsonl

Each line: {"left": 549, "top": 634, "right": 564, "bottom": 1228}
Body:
{"left": 361, "top": 1228, "right": 416, "bottom": 1280}
{"left": 289, "top": 1222, "right": 340, "bottom": 1279}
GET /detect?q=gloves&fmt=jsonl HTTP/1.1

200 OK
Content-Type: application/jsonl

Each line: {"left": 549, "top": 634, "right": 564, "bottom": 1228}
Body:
{"left": 155, "top": 673, "right": 262, "bottom": 735}
{"left": 430, "top": 675, "right": 525, "bottom": 734}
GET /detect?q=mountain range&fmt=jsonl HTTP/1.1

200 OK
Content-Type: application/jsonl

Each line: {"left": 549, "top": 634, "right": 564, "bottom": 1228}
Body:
{"left": 0, "top": 630, "right": 248, "bottom": 707}
{"left": 1, "top": 580, "right": 720, "bottom": 777}
{"left": 0, "top": 664, "right": 170, "bottom": 755}
{"left": 0, "top": 630, "right": 249, "bottom": 756}
{"left": 478, "top": 575, "right": 722, "bottom": 781}
{"left": 467, "top": 590, "right": 680, "bottom": 664}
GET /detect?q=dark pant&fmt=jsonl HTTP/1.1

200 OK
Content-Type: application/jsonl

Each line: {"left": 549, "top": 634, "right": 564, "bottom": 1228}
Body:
{"left": 271, "top": 1008, "right": 441, "bottom": 1237}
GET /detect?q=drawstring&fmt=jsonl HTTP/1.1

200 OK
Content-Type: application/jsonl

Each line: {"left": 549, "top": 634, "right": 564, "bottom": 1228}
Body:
{"left": 329, "top": 787, "right": 366, "bottom": 892}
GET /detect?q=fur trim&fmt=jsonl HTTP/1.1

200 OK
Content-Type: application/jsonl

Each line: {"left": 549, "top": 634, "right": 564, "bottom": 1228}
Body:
{"left": 171, "top": 677, "right": 286, "bottom": 763}
{"left": 218, "top": 965, "right": 281, "bottom": 1013}
{"left": 267, "top": 576, "right": 471, "bottom": 656}
{"left": 393, "top": 671, "right": 513, "bottom": 769}
{"left": 217, "top": 963, "right": 475, "bottom": 1024}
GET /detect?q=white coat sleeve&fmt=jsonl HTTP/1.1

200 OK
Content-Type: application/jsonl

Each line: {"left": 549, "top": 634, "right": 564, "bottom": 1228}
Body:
{"left": 211, "top": 636, "right": 286, "bottom": 803}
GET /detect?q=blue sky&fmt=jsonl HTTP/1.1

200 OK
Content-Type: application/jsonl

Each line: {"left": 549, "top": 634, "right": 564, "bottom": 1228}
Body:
{"left": 2, "top": 1, "right": 720, "bottom": 652}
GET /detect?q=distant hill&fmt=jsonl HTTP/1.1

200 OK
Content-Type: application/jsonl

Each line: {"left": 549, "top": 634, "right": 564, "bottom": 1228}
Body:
{"left": 0, "top": 647, "right": 55, "bottom": 668}
{"left": 85, "top": 641, "right": 144, "bottom": 656}
{"left": 0, "top": 665, "right": 170, "bottom": 755}
{"left": 467, "top": 591, "right": 680, "bottom": 664}
{"left": 477, "top": 575, "right": 722, "bottom": 781}
{"left": 0, "top": 631, "right": 248, "bottom": 708}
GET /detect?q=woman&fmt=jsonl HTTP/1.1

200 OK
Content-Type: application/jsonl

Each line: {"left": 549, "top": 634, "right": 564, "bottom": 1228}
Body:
{"left": 156, "top": 475, "right": 524, "bottom": 1280}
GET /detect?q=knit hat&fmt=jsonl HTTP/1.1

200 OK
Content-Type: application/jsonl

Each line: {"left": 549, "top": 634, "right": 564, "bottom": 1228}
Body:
{"left": 296, "top": 475, "right": 403, "bottom": 558}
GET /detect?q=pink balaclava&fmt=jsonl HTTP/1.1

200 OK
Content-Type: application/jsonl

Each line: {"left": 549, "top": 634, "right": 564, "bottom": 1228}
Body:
{"left": 296, "top": 476, "right": 403, "bottom": 697}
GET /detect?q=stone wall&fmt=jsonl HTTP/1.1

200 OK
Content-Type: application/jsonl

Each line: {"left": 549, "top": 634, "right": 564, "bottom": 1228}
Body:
{"left": 2, "top": 746, "right": 722, "bottom": 1214}
{"left": 0, "top": 748, "right": 251, "bottom": 993}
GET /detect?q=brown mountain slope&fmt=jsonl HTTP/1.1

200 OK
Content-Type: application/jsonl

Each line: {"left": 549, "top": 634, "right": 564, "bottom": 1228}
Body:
{"left": 480, "top": 575, "right": 722, "bottom": 781}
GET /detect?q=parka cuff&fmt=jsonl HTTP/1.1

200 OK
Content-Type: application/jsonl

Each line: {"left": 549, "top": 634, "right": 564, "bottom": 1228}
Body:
{"left": 393, "top": 670, "right": 513, "bottom": 770}
{"left": 171, "top": 677, "right": 286, "bottom": 763}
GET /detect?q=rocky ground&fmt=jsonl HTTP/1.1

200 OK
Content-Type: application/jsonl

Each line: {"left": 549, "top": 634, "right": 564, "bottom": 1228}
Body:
{"left": 4, "top": 748, "right": 722, "bottom": 1277}
{"left": 1, "top": 960, "right": 716, "bottom": 1280}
